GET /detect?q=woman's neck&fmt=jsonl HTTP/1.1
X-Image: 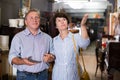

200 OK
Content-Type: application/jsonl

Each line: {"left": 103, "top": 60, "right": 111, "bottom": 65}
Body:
{"left": 59, "top": 30, "right": 69, "bottom": 39}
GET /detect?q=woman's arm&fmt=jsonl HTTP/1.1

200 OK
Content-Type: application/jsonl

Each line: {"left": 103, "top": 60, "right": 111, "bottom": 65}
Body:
{"left": 80, "top": 14, "right": 89, "bottom": 39}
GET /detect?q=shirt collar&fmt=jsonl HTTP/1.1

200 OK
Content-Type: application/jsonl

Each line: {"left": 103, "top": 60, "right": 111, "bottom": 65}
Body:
{"left": 24, "top": 28, "right": 42, "bottom": 35}
{"left": 55, "top": 31, "right": 73, "bottom": 40}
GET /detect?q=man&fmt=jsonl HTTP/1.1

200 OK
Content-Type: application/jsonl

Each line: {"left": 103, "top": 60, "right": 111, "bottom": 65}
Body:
{"left": 8, "top": 9, "right": 55, "bottom": 80}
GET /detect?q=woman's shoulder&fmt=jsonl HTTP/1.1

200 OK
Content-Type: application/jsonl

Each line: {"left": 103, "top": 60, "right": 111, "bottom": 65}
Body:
{"left": 53, "top": 35, "right": 59, "bottom": 41}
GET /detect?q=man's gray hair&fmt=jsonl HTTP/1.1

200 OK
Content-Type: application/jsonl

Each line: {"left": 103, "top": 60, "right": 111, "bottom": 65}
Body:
{"left": 25, "top": 9, "right": 40, "bottom": 20}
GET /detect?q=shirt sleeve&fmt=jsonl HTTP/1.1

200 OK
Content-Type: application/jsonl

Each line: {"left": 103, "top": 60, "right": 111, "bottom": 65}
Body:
{"left": 74, "top": 33, "right": 90, "bottom": 49}
{"left": 8, "top": 35, "right": 21, "bottom": 65}
{"left": 49, "top": 36, "right": 54, "bottom": 55}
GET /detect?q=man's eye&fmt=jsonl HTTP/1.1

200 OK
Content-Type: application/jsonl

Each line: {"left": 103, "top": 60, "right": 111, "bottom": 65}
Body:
{"left": 35, "top": 17, "right": 40, "bottom": 19}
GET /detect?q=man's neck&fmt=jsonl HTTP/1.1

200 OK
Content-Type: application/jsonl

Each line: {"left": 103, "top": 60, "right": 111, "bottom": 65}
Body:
{"left": 28, "top": 28, "right": 39, "bottom": 35}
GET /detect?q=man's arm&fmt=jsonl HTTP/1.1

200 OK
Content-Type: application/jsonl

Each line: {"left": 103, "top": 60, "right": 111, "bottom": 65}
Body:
{"left": 12, "top": 57, "right": 37, "bottom": 66}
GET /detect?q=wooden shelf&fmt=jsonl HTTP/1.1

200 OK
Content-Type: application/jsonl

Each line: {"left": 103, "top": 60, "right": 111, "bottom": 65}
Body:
{"left": 0, "top": 26, "right": 25, "bottom": 49}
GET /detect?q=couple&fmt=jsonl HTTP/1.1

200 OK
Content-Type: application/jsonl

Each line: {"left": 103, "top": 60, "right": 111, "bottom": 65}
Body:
{"left": 8, "top": 9, "right": 90, "bottom": 80}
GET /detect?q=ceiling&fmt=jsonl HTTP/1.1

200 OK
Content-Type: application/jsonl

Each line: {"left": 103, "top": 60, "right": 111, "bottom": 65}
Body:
{"left": 52, "top": 0, "right": 112, "bottom": 19}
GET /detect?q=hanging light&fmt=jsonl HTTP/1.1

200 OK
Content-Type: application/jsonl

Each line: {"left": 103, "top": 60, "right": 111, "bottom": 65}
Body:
{"left": 64, "top": 2, "right": 85, "bottom": 9}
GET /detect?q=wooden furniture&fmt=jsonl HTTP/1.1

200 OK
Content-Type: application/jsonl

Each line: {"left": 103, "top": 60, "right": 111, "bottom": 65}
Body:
{"left": 0, "top": 50, "right": 2, "bottom": 80}
{"left": 107, "top": 42, "right": 120, "bottom": 80}
{"left": 95, "top": 39, "right": 102, "bottom": 77}
{"left": 0, "top": 26, "right": 24, "bottom": 80}
{"left": 0, "top": 50, "right": 12, "bottom": 80}
{"left": 95, "top": 41, "right": 106, "bottom": 80}
{"left": 95, "top": 35, "right": 115, "bottom": 80}
{"left": 0, "top": 26, "right": 24, "bottom": 48}
{"left": 108, "top": 42, "right": 120, "bottom": 71}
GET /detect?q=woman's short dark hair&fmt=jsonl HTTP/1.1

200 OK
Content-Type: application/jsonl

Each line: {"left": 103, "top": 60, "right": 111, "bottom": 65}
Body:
{"left": 53, "top": 12, "right": 70, "bottom": 27}
{"left": 118, "top": 13, "right": 120, "bottom": 22}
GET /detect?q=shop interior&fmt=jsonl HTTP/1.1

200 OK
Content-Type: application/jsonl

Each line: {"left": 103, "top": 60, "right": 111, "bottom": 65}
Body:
{"left": 0, "top": 0, "right": 120, "bottom": 80}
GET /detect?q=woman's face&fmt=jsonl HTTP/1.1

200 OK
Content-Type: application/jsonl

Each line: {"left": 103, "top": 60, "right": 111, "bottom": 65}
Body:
{"left": 56, "top": 17, "right": 68, "bottom": 30}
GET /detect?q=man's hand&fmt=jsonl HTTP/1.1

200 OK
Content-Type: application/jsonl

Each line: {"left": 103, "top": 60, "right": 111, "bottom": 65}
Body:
{"left": 22, "top": 58, "right": 37, "bottom": 66}
{"left": 12, "top": 57, "right": 37, "bottom": 66}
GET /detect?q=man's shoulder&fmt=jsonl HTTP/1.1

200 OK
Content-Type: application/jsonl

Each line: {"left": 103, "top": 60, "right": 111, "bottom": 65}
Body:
{"left": 41, "top": 32, "right": 52, "bottom": 39}
{"left": 13, "top": 30, "right": 25, "bottom": 38}
{"left": 15, "top": 29, "right": 24, "bottom": 35}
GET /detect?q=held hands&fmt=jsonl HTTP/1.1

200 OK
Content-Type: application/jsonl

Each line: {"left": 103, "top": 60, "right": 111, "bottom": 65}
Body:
{"left": 43, "top": 53, "right": 55, "bottom": 63}
{"left": 20, "top": 53, "right": 55, "bottom": 66}
{"left": 22, "top": 56, "right": 42, "bottom": 66}
{"left": 22, "top": 58, "right": 37, "bottom": 66}
{"left": 81, "top": 14, "right": 88, "bottom": 26}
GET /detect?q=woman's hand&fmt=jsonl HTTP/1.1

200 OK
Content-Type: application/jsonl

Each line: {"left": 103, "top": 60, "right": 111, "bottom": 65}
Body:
{"left": 81, "top": 14, "right": 88, "bottom": 26}
{"left": 43, "top": 53, "right": 55, "bottom": 62}
{"left": 80, "top": 14, "right": 89, "bottom": 39}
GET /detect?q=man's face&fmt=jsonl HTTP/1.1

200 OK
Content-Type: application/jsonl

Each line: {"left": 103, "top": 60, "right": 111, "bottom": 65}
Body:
{"left": 25, "top": 12, "right": 40, "bottom": 29}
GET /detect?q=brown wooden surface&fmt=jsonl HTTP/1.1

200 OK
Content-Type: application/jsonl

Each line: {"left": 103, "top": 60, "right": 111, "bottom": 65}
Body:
{"left": 0, "top": 64, "right": 1, "bottom": 80}
{"left": 0, "top": 26, "right": 24, "bottom": 49}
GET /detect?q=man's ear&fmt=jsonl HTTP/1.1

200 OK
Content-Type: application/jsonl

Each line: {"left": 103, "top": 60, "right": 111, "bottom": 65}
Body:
{"left": 24, "top": 20, "right": 27, "bottom": 26}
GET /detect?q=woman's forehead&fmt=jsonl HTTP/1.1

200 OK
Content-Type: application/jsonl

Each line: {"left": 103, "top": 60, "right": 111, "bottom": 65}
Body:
{"left": 56, "top": 17, "right": 66, "bottom": 19}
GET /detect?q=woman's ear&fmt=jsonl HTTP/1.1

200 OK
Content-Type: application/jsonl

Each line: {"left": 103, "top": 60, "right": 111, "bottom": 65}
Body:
{"left": 24, "top": 20, "right": 27, "bottom": 26}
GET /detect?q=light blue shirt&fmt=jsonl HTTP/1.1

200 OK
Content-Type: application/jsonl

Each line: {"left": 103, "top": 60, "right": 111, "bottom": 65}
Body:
{"left": 52, "top": 32, "right": 90, "bottom": 80}
{"left": 8, "top": 28, "right": 53, "bottom": 73}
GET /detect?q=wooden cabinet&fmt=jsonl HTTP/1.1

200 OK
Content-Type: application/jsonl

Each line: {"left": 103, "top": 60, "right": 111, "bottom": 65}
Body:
{"left": 0, "top": 26, "right": 24, "bottom": 80}
{"left": 0, "top": 64, "right": 1, "bottom": 80}
{"left": 105, "top": 42, "right": 120, "bottom": 80}
{"left": 0, "top": 51, "right": 13, "bottom": 80}
{"left": 0, "top": 26, "right": 24, "bottom": 48}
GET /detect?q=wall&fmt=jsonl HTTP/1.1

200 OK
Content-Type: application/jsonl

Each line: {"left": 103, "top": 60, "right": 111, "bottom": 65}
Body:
{"left": 0, "top": 1, "right": 1, "bottom": 7}
{"left": 0, "top": 7, "right": 1, "bottom": 25}
{"left": 1, "top": 0, "right": 52, "bottom": 26}
{"left": 108, "top": 0, "right": 115, "bottom": 11}
{"left": 0, "top": 2, "right": 1, "bottom": 26}
{"left": 0, "top": 1, "right": 1, "bottom": 25}
{"left": 31, "top": 0, "right": 48, "bottom": 11}
{"left": 1, "top": 0, "right": 20, "bottom": 26}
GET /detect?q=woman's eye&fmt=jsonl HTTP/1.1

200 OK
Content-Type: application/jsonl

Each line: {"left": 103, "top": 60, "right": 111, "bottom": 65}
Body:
{"left": 57, "top": 20, "right": 61, "bottom": 22}
{"left": 63, "top": 18, "right": 66, "bottom": 21}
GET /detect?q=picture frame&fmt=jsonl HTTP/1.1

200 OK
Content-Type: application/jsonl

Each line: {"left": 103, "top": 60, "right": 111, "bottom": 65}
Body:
{"left": 117, "top": 0, "right": 120, "bottom": 12}
{"left": 22, "top": 0, "right": 31, "bottom": 10}
{"left": 20, "top": 0, "right": 31, "bottom": 17}
{"left": 109, "top": 12, "right": 118, "bottom": 35}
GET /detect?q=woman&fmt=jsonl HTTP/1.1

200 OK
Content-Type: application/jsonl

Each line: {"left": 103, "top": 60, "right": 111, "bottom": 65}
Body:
{"left": 52, "top": 12, "right": 90, "bottom": 80}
